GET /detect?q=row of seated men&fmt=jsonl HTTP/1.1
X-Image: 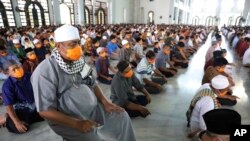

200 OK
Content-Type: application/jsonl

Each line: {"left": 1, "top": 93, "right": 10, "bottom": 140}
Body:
{"left": 221, "top": 26, "right": 250, "bottom": 67}
{"left": 186, "top": 26, "right": 250, "bottom": 140}
{"left": 0, "top": 24, "right": 243, "bottom": 141}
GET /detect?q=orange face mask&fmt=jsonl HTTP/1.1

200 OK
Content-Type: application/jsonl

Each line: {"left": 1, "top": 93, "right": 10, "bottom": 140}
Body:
{"left": 148, "top": 59, "right": 155, "bottom": 64}
{"left": 29, "top": 54, "right": 37, "bottom": 60}
{"left": 14, "top": 44, "right": 21, "bottom": 48}
{"left": 1, "top": 52, "right": 7, "bottom": 56}
{"left": 100, "top": 52, "right": 106, "bottom": 58}
{"left": 218, "top": 67, "right": 225, "bottom": 73}
{"left": 13, "top": 68, "right": 24, "bottom": 79}
{"left": 66, "top": 46, "right": 83, "bottom": 61}
{"left": 36, "top": 43, "right": 42, "bottom": 49}
{"left": 125, "top": 44, "right": 130, "bottom": 49}
{"left": 123, "top": 70, "right": 134, "bottom": 78}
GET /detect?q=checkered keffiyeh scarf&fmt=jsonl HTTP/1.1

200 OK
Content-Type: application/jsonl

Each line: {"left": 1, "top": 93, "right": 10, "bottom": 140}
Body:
{"left": 52, "top": 48, "right": 84, "bottom": 74}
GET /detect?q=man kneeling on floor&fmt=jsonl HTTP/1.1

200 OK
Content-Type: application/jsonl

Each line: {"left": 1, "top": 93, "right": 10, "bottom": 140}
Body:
{"left": 111, "top": 60, "right": 151, "bottom": 118}
{"left": 0, "top": 60, "right": 43, "bottom": 133}
{"left": 136, "top": 50, "right": 167, "bottom": 94}
{"left": 186, "top": 75, "right": 233, "bottom": 138}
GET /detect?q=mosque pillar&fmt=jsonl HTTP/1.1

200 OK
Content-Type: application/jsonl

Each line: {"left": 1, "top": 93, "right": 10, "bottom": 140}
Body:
{"left": 215, "top": 0, "right": 222, "bottom": 26}
{"left": 47, "top": 0, "right": 54, "bottom": 25}
{"left": 76, "top": 0, "right": 85, "bottom": 25}
{"left": 11, "top": 0, "right": 22, "bottom": 27}
{"left": 92, "top": 0, "right": 96, "bottom": 24}
{"left": 52, "top": 0, "right": 61, "bottom": 25}
{"left": 243, "top": 0, "right": 250, "bottom": 20}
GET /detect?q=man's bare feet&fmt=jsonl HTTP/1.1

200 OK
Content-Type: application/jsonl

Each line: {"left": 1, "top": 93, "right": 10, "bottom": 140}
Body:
{"left": 0, "top": 115, "right": 6, "bottom": 128}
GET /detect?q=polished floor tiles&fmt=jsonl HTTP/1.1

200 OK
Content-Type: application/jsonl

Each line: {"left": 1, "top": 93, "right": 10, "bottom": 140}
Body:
{"left": 0, "top": 35, "right": 250, "bottom": 141}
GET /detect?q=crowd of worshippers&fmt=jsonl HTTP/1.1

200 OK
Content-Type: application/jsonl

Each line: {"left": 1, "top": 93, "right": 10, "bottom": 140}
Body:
{"left": 221, "top": 26, "right": 250, "bottom": 67}
{"left": 186, "top": 26, "right": 250, "bottom": 141}
{"left": 0, "top": 24, "right": 244, "bottom": 141}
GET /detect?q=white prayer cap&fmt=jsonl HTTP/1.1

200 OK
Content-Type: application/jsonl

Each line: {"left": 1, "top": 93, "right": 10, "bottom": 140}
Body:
{"left": 54, "top": 25, "right": 80, "bottom": 42}
{"left": 96, "top": 47, "right": 104, "bottom": 54}
{"left": 13, "top": 39, "right": 20, "bottom": 44}
{"left": 82, "top": 34, "right": 89, "bottom": 39}
{"left": 154, "top": 31, "right": 158, "bottom": 34}
{"left": 102, "top": 36, "right": 107, "bottom": 40}
{"left": 211, "top": 75, "right": 229, "bottom": 90}
{"left": 33, "top": 39, "right": 40, "bottom": 44}
{"left": 147, "top": 32, "right": 151, "bottom": 36}
{"left": 122, "top": 40, "right": 129, "bottom": 46}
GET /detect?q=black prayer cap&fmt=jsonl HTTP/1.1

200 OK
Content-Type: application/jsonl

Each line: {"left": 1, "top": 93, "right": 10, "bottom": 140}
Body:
{"left": 213, "top": 50, "right": 223, "bottom": 59}
{"left": 245, "top": 37, "right": 250, "bottom": 42}
{"left": 203, "top": 109, "right": 241, "bottom": 135}
{"left": 117, "top": 60, "right": 129, "bottom": 72}
{"left": 177, "top": 42, "right": 185, "bottom": 47}
{"left": 25, "top": 48, "right": 34, "bottom": 54}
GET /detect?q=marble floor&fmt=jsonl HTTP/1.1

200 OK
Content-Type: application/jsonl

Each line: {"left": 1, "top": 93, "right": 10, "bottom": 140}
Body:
{"left": 0, "top": 34, "right": 250, "bottom": 141}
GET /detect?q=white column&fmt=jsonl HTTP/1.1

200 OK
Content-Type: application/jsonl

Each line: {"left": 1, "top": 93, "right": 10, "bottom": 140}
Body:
{"left": 47, "top": 0, "right": 54, "bottom": 25}
{"left": 107, "top": 0, "right": 112, "bottom": 24}
{"left": 11, "top": 0, "right": 22, "bottom": 27}
{"left": 168, "top": 0, "right": 175, "bottom": 24}
{"left": 73, "top": 0, "right": 78, "bottom": 25}
{"left": 53, "top": 0, "right": 61, "bottom": 25}
{"left": 215, "top": 0, "right": 222, "bottom": 26}
{"left": 77, "top": 0, "right": 85, "bottom": 25}
{"left": 92, "top": 0, "right": 96, "bottom": 24}
{"left": 243, "top": 0, "right": 250, "bottom": 19}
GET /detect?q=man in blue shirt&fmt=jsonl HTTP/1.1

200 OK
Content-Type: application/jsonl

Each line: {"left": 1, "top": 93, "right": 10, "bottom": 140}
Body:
{"left": 0, "top": 45, "right": 19, "bottom": 70}
{"left": 155, "top": 45, "right": 178, "bottom": 77}
{"left": 0, "top": 60, "right": 43, "bottom": 133}
{"left": 107, "top": 35, "right": 120, "bottom": 60}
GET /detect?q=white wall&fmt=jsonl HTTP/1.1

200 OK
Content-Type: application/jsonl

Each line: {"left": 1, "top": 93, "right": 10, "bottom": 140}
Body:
{"left": 111, "top": 0, "right": 134, "bottom": 23}
{"left": 138, "top": 0, "right": 172, "bottom": 24}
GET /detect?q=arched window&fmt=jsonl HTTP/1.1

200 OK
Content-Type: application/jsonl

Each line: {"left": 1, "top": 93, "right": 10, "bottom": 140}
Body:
{"left": 95, "top": 1, "right": 107, "bottom": 24}
{"left": 85, "top": 0, "right": 93, "bottom": 24}
{"left": 96, "top": 9, "right": 105, "bottom": 24}
{"left": 235, "top": 16, "right": 243, "bottom": 26}
{"left": 28, "top": 4, "right": 42, "bottom": 27}
{"left": 205, "top": 16, "right": 213, "bottom": 26}
{"left": 228, "top": 17, "right": 233, "bottom": 26}
{"left": 192, "top": 16, "right": 199, "bottom": 25}
{"left": 84, "top": 6, "right": 90, "bottom": 24}
{"left": 0, "top": 0, "right": 15, "bottom": 27}
{"left": 59, "top": 0, "right": 74, "bottom": 25}
{"left": 148, "top": 11, "right": 154, "bottom": 24}
{"left": 17, "top": 0, "right": 49, "bottom": 26}
{"left": 60, "top": 3, "right": 71, "bottom": 24}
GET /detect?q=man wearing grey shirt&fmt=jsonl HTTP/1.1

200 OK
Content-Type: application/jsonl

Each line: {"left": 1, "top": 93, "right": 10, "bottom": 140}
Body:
{"left": 111, "top": 61, "right": 151, "bottom": 118}
{"left": 31, "top": 25, "right": 136, "bottom": 141}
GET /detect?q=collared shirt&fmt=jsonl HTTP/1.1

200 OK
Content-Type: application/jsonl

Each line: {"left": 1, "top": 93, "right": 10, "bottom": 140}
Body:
{"left": 95, "top": 57, "right": 110, "bottom": 76}
{"left": 155, "top": 50, "right": 170, "bottom": 69}
{"left": 120, "top": 48, "right": 132, "bottom": 62}
{"left": 111, "top": 72, "right": 144, "bottom": 107}
{"left": 136, "top": 57, "right": 155, "bottom": 84}
{"left": 2, "top": 72, "right": 35, "bottom": 106}
{"left": 0, "top": 50, "right": 19, "bottom": 69}
{"left": 133, "top": 43, "right": 144, "bottom": 58}
{"left": 107, "top": 41, "right": 118, "bottom": 54}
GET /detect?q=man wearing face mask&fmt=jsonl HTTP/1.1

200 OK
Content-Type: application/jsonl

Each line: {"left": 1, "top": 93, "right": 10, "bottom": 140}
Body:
{"left": 111, "top": 60, "right": 151, "bottom": 118}
{"left": 0, "top": 60, "right": 43, "bottom": 133}
{"left": 11, "top": 39, "right": 26, "bottom": 60}
{"left": 31, "top": 25, "right": 136, "bottom": 141}
{"left": 22, "top": 48, "right": 39, "bottom": 73}
{"left": 33, "top": 39, "right": 49, "bottom": 63}
{"left": 186, "top": 75, "right": 229, "bottom": 139}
